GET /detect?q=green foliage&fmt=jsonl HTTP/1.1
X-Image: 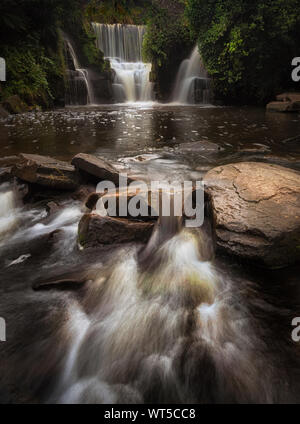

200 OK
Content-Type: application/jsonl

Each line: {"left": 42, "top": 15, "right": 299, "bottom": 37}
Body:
{"left": 0, "top": 0, "right": 106, "bottom": 107}
{"left": 143, "top": 1, "right": 193, "bottom": 100}
{"left": 85, "top": 0, "right": 150, "bottom": 25}
{"left": 186, "top": 0, "right": 300, "bottom": 104}
{"left": 0, "top": 43, "right": 59, "bottom": 107}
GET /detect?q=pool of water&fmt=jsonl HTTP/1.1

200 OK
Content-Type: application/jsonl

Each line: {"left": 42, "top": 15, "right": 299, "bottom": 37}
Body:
{"left": 1, "top": 105, "right": 299, "bottom": 173}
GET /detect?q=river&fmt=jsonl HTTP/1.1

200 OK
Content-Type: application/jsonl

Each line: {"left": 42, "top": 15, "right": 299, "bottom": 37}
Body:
{"left": 0, "top": 104, "right": 299, "bottom": 403}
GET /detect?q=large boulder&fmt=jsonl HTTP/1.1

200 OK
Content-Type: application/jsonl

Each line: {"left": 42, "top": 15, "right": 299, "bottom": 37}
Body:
{"left": 78, "top": 213, "right": 155, "bottom": 249}
{"left": 12, "top": 153, "right": 79, "bottom": 190}
{"left": 71, "top": 153, "right": 122, "bottom": 185}
{"left": 204, "top": 162, "right": 300, "bottom": 268}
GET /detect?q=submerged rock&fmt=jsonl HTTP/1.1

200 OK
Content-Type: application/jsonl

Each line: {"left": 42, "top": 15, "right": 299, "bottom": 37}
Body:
{"left": 71, "top": 153, "right": 122, "bottom": 185}
{"left": 204, "top": 162, "right": 300, "bottom": 268}
{"left": 13, "top": 153, "right": 79, "bottom": 190}
{"left": 78, "top": 213, "right": 155, "bottom": 249}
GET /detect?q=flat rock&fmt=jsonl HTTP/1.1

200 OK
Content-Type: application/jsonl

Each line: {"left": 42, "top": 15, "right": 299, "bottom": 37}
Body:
{"left": 204, "top": 162, "right": 300, "bottom": 268}
{"left": 78, "top": 213, "right": 155, "bottom": 249}
{"left": 0, "top": 155, "right": 23, "bottom": 167}
{"left": 71, "top": 153, "right": 122, "bottom": 185}
{"left": 266, "top": 101, "right": 300, "bottom": 113}
{"left": 13, "top": 153, "right": 79, "bottom": 190}
{"left": 276, "top": 92, "right": 300, "bottom": 103}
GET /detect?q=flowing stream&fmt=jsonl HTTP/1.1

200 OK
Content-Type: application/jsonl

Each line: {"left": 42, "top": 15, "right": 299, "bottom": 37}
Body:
{"left": 0, "top": 182, "right": 299, "bottom": 403}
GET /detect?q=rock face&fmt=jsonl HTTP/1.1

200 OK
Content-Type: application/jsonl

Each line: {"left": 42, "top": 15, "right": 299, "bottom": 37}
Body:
{"left": 12, "top": 153, "right": 79, "bottom": 190}
{"left": 1, "top": 95, "right": 30, "bottom": 114}
{"left": 0, "top": 105, "right": 9, "bottom": 118}
{"left": 78, "top": 213, "right": 155, "bottom": 249}
{"left": 71, "top": 153, "right": 121, "bottom": 185}
{"left": 204, "top": 162, "right": 300, "bottom": 268}
{"left": 266, "top": 92, "right": 300, "bottom": 113}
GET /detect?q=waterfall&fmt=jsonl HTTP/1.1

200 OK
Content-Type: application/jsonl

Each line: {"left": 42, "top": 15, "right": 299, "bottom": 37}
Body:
{"left": 173, "top": 46, "right": 212, "bottom": 104}
{"left": 92, "top": 23, "right": 154, "bottom": 103}
{"left": 64, "top": 38, "right": 94, "bottom": 106}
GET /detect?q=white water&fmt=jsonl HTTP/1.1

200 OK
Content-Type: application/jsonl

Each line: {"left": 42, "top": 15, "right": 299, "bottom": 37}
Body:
{"left": 0, "top": 189, "right": 18, "bottom": 237}
{"left": 64, "top": 39, "right": 94, "bottom": 105}
{"left": 52, "top": 226, "right": 279, "bottom": 404}
{"left": 92, "top": 23, "right": 154, "bottom": 103}
{"left": 173, "top": 46, "right": 212, "bottom": 104}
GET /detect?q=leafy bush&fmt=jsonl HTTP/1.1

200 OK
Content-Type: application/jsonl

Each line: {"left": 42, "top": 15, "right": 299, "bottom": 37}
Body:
{"left": 143, "top": 1, "right": 193, "bottom": 100}
{"left": 186, "top": 0, "right": 300, "bottom": 104}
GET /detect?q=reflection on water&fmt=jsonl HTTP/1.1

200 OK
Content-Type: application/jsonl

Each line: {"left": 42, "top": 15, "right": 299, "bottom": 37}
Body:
{"left": 0, "top": 106, "right": 299, "bottom": 168}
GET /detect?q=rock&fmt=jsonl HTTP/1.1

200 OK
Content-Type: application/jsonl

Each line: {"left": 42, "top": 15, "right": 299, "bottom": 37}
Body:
{"left": 0, "top": 167, "right": 12, "bottom": 183}
{"left": 0, "top": 156, "right": 23, "bottom": 167}
{"left": 46, "top": 201, "right": 60, "bottom": 215}
{"left": 71, "top": 153, "right": 121, "bottom": 185}
{"left": 1, "top": 95, "right": 30, "bottom": 114}
{"left": 266, "top": 101, "right": 300, "bottom": 113}
{"left": 276, "top": 92, "right": 300, "bottom": 103}
{"left": 204, "top": 162, "right": 300, "bottom": 268}
{"left": 78, "top": 213, "right": 155, "bottom": 249}
{"left": 84, "top": 190, "right": 158, "bottom": 221}
{"left": 12, "top": 153, "right": 79, "bottom": 190}
{"left": 0, "top": 105, "right": 9, "bottom": 118}
{"left": 267, "top": 92, "right": 300, "bottom": 113}
{"left": 175, "top": 141, "right": 222, "bottom": 153}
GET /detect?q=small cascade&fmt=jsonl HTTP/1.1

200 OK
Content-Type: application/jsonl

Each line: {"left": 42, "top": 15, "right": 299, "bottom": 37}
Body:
{"left": 92, "top": 23, "right": 154, "bottom": 103}
{"left": 0, "top": 189, "right": 18, "bottom": 237}
{"left": 64, "top": 38, "right": 94, "bottom": 106}
{"left": 173, "top": 46, "right": 212, "bottom": 104}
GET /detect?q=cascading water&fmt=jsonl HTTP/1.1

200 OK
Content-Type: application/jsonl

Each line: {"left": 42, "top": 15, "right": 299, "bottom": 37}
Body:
{"left": 92, "top": 23, "right": 154, "bottom": 103}
{"left": 173, "top": 46, "right": 212, "bottom": 104}
{"left": 64, "top": 37, "right": 94, "bottom": 106}
{"left": 48, "top": 216, "right": 287, "bottom": 404}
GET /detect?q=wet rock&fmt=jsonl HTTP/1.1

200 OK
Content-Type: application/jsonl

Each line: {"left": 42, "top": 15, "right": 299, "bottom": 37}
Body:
{"left": 84, "top": 190, "right": 158, "bottom": 221}
{"left": 46, "top": 201, "right": 60, "bottom": 215}
{"left": 1, "top": 95, "right": 30, "bottom": 114}
{"left": 78, "top": 213, "right": 155, "bottom": 249}
{"left": 71, "top": 153, "right": 121, "bottom": 185}
{"left": 12, "top": 153, "right": 79, "bottom": 190}
{"left": 0, "top": 167, "right": 13, "bottom": 183}
{"left": 0, "top": 105, "right": 9, "bottom": 118}
{"left": 175, "top": 140, "right": 222, "bottom": 153}
{"left": 204, "top": 162, "right": 300, "bottom": 268}
{"left": 0, "top": 156, "right": 23, "bottom": 167}
{"left": 72, "top": 185, "right": 96, "bottom": 202}
{"left": 266, "top": 101, "right": 300, "bottom": 113}
{"left": 276, "top": 92, "right": 300, "bottom": 103}
{"left": 267, "top": 92, "right": 300, "bottom": 113}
